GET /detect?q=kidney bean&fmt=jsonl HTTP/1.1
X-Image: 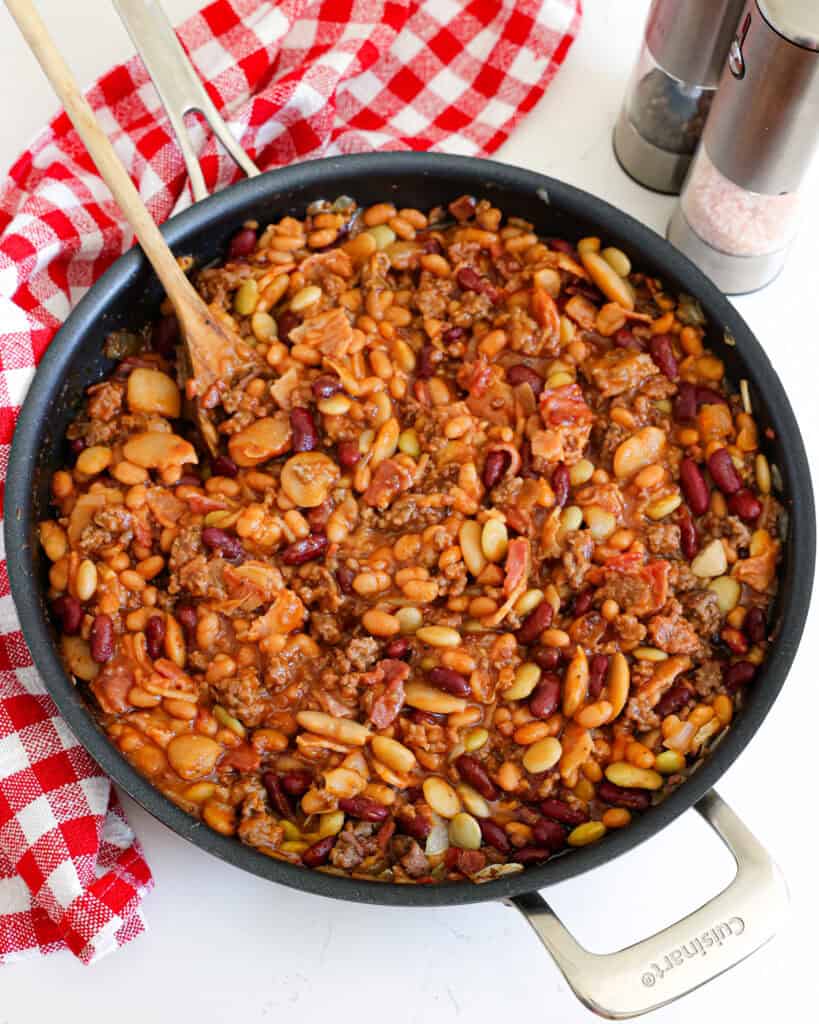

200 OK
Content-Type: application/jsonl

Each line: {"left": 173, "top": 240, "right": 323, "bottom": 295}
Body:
{"left": 89, "top": 614, "right": 114, "bottom": 663}
{"left": 145, "top": 615, "right": 166, "bottom": 660}
{"left": 398, "top": 807, "right": 432, "bottom": 842}
{"left": 673, "top": 381, "right": 698, "bottom": 421}
{"left": 680, "top": 458, "right": 710, "bottom": 516}
{"left": 649, "top": 333, "right": 679, "bottom": 380}
{"left": 679, "top": 512, "right": 699, "bottom": 560}
{"left": 696, "top": 385, "right": 728, "bottom": 408}
{"left": 588, "top": 653, "right": 609, "bottom": 700}
{"left": 202, "top": 526, "right": 244, "bottom": 561}
{"left": 529, "top": 673, "right": 561, "bottom": 720}
{"left": 427, "top": 667, "right": 471, "bottom": 698}
{"left": 281, "top": 771, "right": 313, "bottom": 796}
{"left": 312, "top": 374, "right": 341, "bottom": 400}
{"left": 277, "top": 310, "right": 300, "bottom": 343}
{"left": 515, "top": 846, "right": 552, "bottom": 865}
{"left": 707, "top": 448, "right": 742, "bottom": 495}
{"left": 152, "top": 314, "right": 179, "bottom": 358}
{"left": 53, "top": 595, "right": 82, "bottom": 636}
{"left": 506, "top": 364, "right": 544, "bottom": 396}
{"left": 443, "top": 326, "right": 466, "bottom": 345}
{"left": 302, "top": 835, "right": 335, "bottom": 868}
{"left": 262, "top": 772, "right": 293, "bottom": 818}
{"left": 533, "top": 647, "right": 561, "bottom": 671}
{"left": 281, "top": 533, "right": 328, "bottom": 566}
{"left": 212, "top": 454, "right": 238, "bottom": 478}
{"left": 728, "top": 488, "right": 762, "bottom": 522}
{"left": 175, "top": 603, "right": 197, "bottom": 645}
{"left": 336, "top": 440, "right": 361, "bottom": 469}
{"left": 455, "top": 754, "right": 498, "bottom": 801}
{"left": 551, "top": 463, "right": 570, "bottom": 508}
{"left": 655, "top": 683, "right": 693, "bottom": 717}
{"left": 70, "top": 437, "right": 86, "bottom": 456}
{"left": 417, "top": 344, "right": 437, "bottom": 379}
{"left": 423, "top": 236, "right": 444, "bottom": 255}
{"left": 744, "top": 606, "right": 767, "bottom": 644}
{"left": 517, "top": 600, "right": 554, "bottom": 646}
{"left": 456, "top": 266, "right": 482, "bottom": 292}
{"left": 532, "top": 817, "right": 568, "bottom": 851}
{"left": 546, "top": 237, "right": 577, "bottom": 257}
{"left": 385, "top": 637, "right": 412, "bottom": 660}
{"left": 478, "top": 818, "right": 510, "bottom": 854}
{"left": 598, "top": 780, "right": 651, "bottom": 810}
{"left": 336, "top": 565, "right": 355, "bottom": 594}
{"left": 227, "top": 227, "right": 257, "bottom": 259}
{"left": 612, "top": 327, "right": 644, "bottom": 351}
{"left": 723, "top": 660, "right": 756, "bottom": 693}
{"left": 573, "top": 587, "right": 594, "bottom": 616}
{"left": 540, "top": 799, "right": 588, "bottom": 827}
{"left": 307, "top": 500, "right": 333, "bottom": 532}
{"left": 290, "top": 407, "right": 319, "bottom": 452}
{"left": 339, "top": 796, "right": 389, "bottom": 822}
{"left": 482, "top": 449, "right": 511, "bottom": 490}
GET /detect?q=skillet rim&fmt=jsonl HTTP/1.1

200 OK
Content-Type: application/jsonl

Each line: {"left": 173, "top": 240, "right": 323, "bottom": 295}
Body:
{"left": 5, "top": 151, "right": 814, "bottom": 907}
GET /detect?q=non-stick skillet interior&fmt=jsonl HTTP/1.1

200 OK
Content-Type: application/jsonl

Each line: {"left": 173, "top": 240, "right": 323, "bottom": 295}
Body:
{"left": 9, "top": 153, "right": 814, "bottom": 907}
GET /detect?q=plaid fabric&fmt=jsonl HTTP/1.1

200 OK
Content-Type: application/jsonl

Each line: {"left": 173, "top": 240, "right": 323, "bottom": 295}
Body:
{"left": 0, "top": 0, "right": 581, "bottom": 963}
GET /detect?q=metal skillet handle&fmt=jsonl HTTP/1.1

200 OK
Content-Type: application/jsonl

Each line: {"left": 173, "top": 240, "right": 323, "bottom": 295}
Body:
{"left": 510, "top": 791, "right": 788, "bottom": 1020}
{"left": 113, "top": 0, "right": 260, "bottom": 200}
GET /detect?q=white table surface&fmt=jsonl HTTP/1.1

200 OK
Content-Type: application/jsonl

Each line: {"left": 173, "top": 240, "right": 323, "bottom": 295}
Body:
{"left": 1, "top": 1, "right": 817, "bottom": 1020}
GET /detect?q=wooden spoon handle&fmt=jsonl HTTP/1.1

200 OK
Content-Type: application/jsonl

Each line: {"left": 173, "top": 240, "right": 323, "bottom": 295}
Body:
{"left": 5, "top": 0, "right": 197, "bottom": 316}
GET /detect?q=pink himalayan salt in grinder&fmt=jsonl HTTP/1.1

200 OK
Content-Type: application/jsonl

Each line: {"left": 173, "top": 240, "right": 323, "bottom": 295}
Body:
{"left": 668, "top": 0, "right": 819, "bottom": 294}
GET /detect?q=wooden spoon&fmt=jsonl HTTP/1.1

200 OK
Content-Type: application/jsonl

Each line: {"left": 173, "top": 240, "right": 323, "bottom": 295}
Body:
{"left": 5, "top": 0, "right": 263, "bottom": 454}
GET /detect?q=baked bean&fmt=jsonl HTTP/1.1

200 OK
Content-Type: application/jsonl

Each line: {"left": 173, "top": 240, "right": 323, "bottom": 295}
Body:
{"left": 45, "top": 194, "right": 782, "bottom": 885}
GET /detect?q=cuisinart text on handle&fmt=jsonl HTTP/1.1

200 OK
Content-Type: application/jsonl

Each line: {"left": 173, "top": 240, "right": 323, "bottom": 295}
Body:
{"left": 640, "top": 918, "right": 746, "bottom": 987}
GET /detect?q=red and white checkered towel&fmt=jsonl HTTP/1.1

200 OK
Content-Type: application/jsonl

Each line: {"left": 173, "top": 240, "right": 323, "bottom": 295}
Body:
{"left": 0, "top": 0, "right": 581, "bottom": 963}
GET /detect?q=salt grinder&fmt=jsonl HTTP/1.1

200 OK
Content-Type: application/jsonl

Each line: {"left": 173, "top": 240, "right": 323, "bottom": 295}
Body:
{"left": 613, "top": 0, "right": 746, "bottom": 194}
{"left": 668, "top": 1, "right": 819, "bottom": 294}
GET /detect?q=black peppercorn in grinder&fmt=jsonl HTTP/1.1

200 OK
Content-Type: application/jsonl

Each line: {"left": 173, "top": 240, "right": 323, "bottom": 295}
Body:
{"left": 613, "top": 0, "right": 746, "bottom": 194}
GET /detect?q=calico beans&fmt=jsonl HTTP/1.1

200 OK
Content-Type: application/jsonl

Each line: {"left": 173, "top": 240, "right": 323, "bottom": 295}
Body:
{"left": 43, "top": 195, "right": 782, "bottom": 884}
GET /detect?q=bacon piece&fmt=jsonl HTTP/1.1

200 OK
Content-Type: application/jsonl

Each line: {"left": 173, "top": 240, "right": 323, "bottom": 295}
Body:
{"left": 368, "top": 659, "right": 409, "bottom": 729}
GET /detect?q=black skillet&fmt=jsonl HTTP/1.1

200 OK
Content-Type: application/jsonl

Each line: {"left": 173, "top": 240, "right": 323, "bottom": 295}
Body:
{"left": 5, "top": 153, "right": 814, "bottom": 1018}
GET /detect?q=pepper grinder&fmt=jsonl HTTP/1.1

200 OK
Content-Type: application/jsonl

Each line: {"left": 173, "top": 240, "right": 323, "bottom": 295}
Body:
{"left": 614, "top": 0, "right": 746, "bottom": 194}
{"left": 668, "top": 1, "right": 819, "bottom": 294}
